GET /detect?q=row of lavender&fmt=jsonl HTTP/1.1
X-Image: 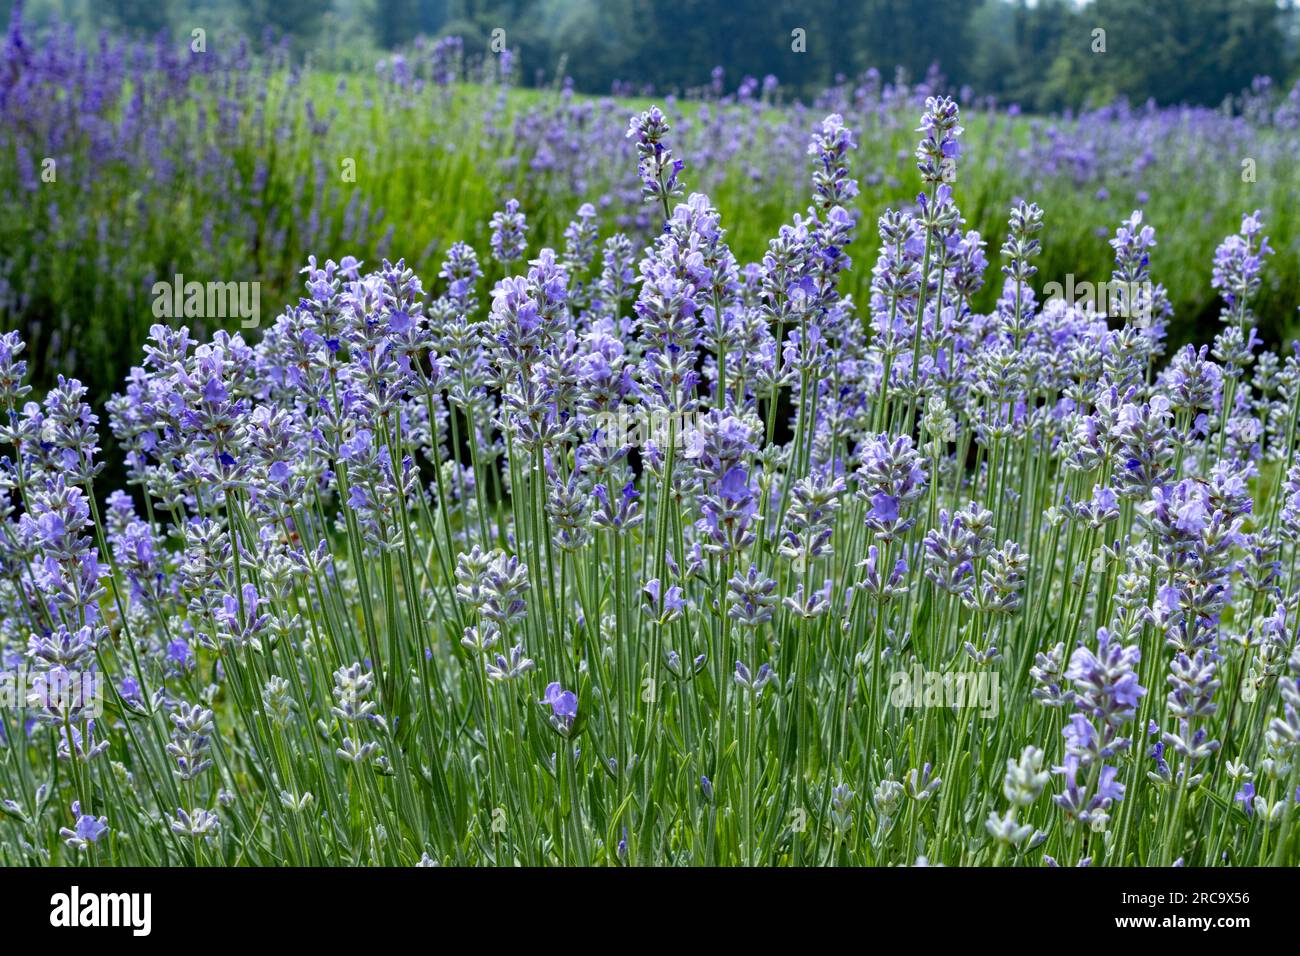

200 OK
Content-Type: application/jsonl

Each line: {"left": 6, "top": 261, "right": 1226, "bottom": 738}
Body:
{"left": 3, "top": 6, "right": 1300, "bottom": 401}
{"left": 1, "top": 80, "right": 1298, "bottom": 864}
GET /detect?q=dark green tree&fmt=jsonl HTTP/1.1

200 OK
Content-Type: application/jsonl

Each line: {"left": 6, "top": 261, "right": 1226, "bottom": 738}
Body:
{"left": 376, "top": 0, "right": 421, "bottom": 48}
{"left": 235, "top": 0, "right": 325, "bottom": 48}
{"left": 100, "top": 0, "right": 176, "bottom": 35}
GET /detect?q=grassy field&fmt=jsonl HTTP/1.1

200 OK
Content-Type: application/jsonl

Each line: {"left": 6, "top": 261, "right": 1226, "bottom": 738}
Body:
{"left": 3, "top": 39, "right": 1299, "bottom": 401}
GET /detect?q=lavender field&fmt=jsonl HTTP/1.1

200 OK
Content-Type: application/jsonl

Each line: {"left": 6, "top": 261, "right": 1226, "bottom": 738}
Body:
{"left": 4, "top": 14, "right": 1300, "bottom": 400}
{"left": 3, "top": 7, "right": 1300, "bottom": 868}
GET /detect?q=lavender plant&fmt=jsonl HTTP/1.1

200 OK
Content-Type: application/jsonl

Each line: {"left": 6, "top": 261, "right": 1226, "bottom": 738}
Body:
{"left": 3, "top": 82, "right": 1300, "bottom": 868}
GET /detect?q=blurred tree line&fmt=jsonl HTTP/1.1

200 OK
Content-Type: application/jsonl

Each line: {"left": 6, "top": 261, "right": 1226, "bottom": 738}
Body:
{"left": 7, "top": 0, "right": 1300, "bottom": 109}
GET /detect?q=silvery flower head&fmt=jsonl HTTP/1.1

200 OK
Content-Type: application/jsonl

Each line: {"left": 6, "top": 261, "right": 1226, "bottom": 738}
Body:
{"left": 454, "top": 545, "right": 494, "bottom": 610}
{"left": 874, "top": 778, "right": 904, "bottom": 819}
{"left": 166, "top": 703, "right": 215, "bottom": 782}
{"left": 985, "top": 808, "right": 1034, "bottom": 846}
{"left": 726, "top": 565, "right": 778, "bottom": 628}
{"left": 808, "top": 112, "right": 859, "bottom": 212}
{"left": 829, "top": 783, "right": 855, "bottom": 834}
{"left": 331, "top": 662, "right": 380, "bottom": 725}
{"left": 903, "top": 763, "right": 942, "bottom": 801}
{"left": 1003, "top": 746, "right": 1049, "bottom": 807}
{"left": 977, "top": 540, "right": 1028, "bottom": 615}
{"left": 28, "top": 623, "right": 97, "bottom": 668}
{"left": 855, "top": 433, "right": 927, "bottom": 541}
{"left": 626, "top": 105, "right": 685, "bottom": 208}
{"left": 733, "top": 660, "right": 775, "bottom": 698}
{"left": 336, "top": 736, "right": 382, "bottom": 765}
{"left": 1000, "top": 201, "right": 1044, "bottom": 286}
{"left": 1030, "top": 642, "right": 1074, "bottom": 708}
{"left": 481, "top": 550, "right": 530, "bottom": 626}
{"left": 922, "top": 508, "right": 977, "bottom": 596}
{"left": 0, "top": 330, "right": 32, "bottom": 407}
{"left": 26, "top": 664, "right": 101, "bottom": 726}
{"left": 779, "top": 469, "right": 846, "bottom": 565}
{"left": 262, "top": 675, "right": 296, "bottom": 726}
{"left": 489, "top": 198, "right": 528, "bottom": 266}
{"left": 915, "top": 96, "right": 962, "bottom": 185}
{"left": 459, "top": 621, "right": 501, "bottom": 655}
{"left": 279, "top": 791, "right": 314, "bottom": 813}
{"left": 171, "top": 806, "right": 220, "bottom": 839}
{"left": 485, "top": 643, "right": 535, "bottom": 682}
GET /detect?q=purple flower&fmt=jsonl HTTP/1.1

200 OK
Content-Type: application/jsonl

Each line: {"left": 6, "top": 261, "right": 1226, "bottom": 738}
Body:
{"left": 388, "top": 309, "right": 413, "bottom": 335}
{"left": 915, "top": 96, "right": 963, "bottom": 185}
{"left": 59, "top": 802, "right": 108, "bottom": 851}
{"left": 643, "top": 578, "right": 686, "bottom": 623}
{"left": 856, "top": 434, "right": 927, "bottom": 540}
{"left": 869, "top": 492, "right": 900, "bottom": 526}
{"left": 542, "top": 682, "right": 578, "bottom": 721}
{"left": 1095, "top": 766, "right": 1125, "bottom": 804}
{"left": 489, "top": 199, "right": 529, "bottom": 265}
{"left": 1211, "top": 210, "right": 1271, "bottom": 314}
{"left": 627, "top": 105, "right": 685, "bottom": 211}
{"left": 165, "top": 637, "right": 195, "bottom": 672}
{"left": 1063, "top": 714, "right": 1096, "bottom": 753}
{"left": 719, "top": 465, "right": 751, "bottom": 503}
{"left": 1235, "top": 781, "right": 1256, "bottom": 816}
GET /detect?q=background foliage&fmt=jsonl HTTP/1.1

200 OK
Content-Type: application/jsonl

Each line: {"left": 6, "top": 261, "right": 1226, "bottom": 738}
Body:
{"left": 7, "top": 0, "right": 1300, "bottom": 110}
